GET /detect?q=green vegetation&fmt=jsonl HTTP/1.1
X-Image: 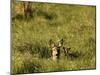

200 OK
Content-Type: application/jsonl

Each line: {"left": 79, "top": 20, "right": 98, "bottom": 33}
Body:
{"left": 12, "top": 1, "right": 96, "bottom": 74}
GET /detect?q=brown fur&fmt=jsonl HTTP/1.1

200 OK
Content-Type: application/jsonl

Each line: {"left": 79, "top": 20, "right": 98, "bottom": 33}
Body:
{"left": 49, "top": 39, "right": 63, "bottom": 61}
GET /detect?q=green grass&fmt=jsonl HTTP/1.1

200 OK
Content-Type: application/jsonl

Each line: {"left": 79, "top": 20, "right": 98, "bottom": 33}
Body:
{"left": 12, "top": 1, "right": 96, "bottom": 74}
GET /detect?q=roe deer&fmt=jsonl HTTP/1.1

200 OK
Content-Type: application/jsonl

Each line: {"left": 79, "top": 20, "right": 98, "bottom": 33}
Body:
{"left": 63, "top": 47, "right": 71, "bottom": 56}
{"left": 63, "top": 47, "right": 79, "bottom": 59}
{"left": 49, "top": 39, "right": 63, "bottom": 61}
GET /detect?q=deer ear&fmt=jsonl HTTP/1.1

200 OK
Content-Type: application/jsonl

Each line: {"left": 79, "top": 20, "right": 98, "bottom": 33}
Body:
{"left": 49, "top": 39, "right": 55, "bottom": 48}
{"left": 58, "top": 39, "right": 63, "bottom": 47}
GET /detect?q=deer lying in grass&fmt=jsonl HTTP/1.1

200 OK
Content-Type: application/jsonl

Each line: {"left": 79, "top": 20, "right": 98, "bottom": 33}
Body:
{"left": 63, "top": 47, "right": 79, "bottom": 59}
{"left": 63, "top": 47, "right": 71, "bottom": 56}
{"left": 49, "top": 39, "right": 63, "bottom": 61}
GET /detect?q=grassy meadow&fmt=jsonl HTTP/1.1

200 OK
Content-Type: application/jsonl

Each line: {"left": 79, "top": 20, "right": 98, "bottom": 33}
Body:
{"left": 12, "top": 1, "right": 96, "bottom": 74}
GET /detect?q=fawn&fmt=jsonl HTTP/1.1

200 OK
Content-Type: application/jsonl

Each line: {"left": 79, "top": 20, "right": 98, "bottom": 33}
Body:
{"left": 49, "top": 39, "right": 63, "bottom": 61}
{"left": 63, "top": 47, "right": 79, "bottom": 59}
{"left": 63, "top": 47, "right": 71, "bottom": 56}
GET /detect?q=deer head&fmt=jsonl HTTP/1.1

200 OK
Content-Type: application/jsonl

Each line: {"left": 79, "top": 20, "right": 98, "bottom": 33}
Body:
{"left": 49, "top": 39, "right": 63, "bottom": 61}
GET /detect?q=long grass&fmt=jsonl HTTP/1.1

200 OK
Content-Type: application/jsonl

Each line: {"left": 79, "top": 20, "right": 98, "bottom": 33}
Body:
{"left": 12, "top": 1, "right": 96, "bottom": 74}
